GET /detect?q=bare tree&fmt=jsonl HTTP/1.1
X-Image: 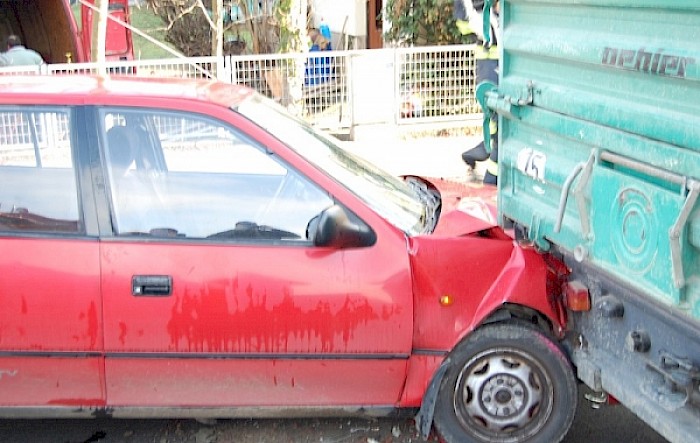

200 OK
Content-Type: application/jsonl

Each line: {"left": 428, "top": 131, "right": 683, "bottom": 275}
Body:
{"left": 90, "top": 0, "right": 109, "bottom": 63}
{"left": 145, "top": 1, "right": 311, "bottom": 116}
{"left": 280, "top": 0, "right": 308, "bottom": 115}
{"left": 145, "top": 0, "right": 289, "bottom": 56}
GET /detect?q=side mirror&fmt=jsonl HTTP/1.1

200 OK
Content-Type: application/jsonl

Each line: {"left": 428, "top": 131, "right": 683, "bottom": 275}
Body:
{"left": 311, "top": 205, "right": 376, "bottom": 248}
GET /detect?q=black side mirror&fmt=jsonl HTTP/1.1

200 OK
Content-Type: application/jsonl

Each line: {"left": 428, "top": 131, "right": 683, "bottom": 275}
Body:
{"left": 311, "top": 204, "right": 376, "bottom": 248}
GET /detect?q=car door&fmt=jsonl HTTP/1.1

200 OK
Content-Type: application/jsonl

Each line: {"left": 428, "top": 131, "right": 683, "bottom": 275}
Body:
{"left": 95, "top": 106, "right": 414, "bottom": 409}
{"left": 0, "top": 106, "right": 103, "bottom": 409}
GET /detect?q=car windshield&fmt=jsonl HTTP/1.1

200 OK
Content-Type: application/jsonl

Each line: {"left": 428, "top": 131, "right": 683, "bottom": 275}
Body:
{"left": 235, "top": 95, "right": 430, "bottom": 235}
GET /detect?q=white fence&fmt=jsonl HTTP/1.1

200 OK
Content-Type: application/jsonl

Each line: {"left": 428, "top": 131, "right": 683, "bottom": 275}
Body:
{"left": 1, "top": 45, "right": 482, "bottom": 135}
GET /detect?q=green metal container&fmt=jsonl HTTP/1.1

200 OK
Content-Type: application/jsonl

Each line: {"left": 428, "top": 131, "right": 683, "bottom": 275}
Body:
{"left": 489, "top": 0, "right": 700, "bottom": 320}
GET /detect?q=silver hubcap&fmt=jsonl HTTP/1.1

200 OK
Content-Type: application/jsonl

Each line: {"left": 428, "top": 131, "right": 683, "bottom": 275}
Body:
{"left": 454, "top": 348, "right": 551, "bottom": 440}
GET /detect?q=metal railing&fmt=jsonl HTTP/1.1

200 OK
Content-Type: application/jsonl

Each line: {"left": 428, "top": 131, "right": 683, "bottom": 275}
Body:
{"left": 47, "top": 57, "right": 221, "bottom": 79}
{"left": 396, "top": 45, "right": 479, "bottom": 124}
{"left": 222, "top": 51, "right": 352, "bottom": 130}
{"left": 1, "top": 45, "right": 482, "bottom": 136}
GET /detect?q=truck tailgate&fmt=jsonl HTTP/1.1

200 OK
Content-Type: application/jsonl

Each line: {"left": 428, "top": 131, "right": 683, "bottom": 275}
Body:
{"left": 493, "top": 0, "right": 700, "bottom": 320}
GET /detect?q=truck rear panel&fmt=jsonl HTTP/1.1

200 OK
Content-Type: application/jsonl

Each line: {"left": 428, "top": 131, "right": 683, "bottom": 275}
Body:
{"left": 494, "top": 0, "right": 700, "bottom": 319}
{"left": 490, "top": 2, "right": 700, "bottom": 442}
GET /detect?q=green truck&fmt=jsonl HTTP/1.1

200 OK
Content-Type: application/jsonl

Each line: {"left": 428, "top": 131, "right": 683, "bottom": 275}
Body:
{"left": 481, "top": 1, "right": 700, "bottom": 442}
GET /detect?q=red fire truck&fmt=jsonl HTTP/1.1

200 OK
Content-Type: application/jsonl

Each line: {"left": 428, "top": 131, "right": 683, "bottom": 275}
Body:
{"left": 0, "top": 0, "right": 133, "bottom": 64}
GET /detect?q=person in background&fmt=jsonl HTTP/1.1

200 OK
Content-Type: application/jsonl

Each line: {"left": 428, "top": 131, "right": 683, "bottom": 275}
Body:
{"left": 0, "top": 35, "right": 45, "bottom": 67}
{"left": 454, "top": 0, "right": 500, "bottom": 184}
{"left": 308, "top": 28, "right": 331, "bottom": 51}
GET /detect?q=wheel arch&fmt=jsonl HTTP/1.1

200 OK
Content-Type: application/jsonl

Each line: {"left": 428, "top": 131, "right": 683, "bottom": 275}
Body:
{"left": 481, "top": 303, "right": 554, "bottom": 336}
{"left": 414, "top": 304, "right": 565, "bottom": 440}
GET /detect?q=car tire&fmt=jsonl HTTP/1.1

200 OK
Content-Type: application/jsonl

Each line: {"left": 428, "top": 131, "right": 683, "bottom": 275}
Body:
{"left": 433, "top": 322, "right": 577, "bottom": 443}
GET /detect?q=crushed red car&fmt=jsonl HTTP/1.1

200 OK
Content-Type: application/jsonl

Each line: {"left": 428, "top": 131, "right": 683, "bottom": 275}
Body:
{"left": 0, "top": 75, "right": 576, "bottom": 443}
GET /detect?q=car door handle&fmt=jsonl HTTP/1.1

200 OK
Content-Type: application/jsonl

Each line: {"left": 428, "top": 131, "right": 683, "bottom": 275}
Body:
{"left": 132, "top": 275, "right": 172, "bottom": 296}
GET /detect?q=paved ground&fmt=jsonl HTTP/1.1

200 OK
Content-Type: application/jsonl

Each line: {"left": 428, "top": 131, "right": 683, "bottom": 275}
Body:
{"left": 0, "top": 387, "right": 668, "bottom": 443}
{"left": 341, "top": 130, "right": 480, "bottom": 181}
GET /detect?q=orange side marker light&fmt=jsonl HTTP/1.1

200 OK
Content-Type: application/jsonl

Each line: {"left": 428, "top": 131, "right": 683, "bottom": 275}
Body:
{"left": 439, "top": 294, "right": 454, "bottom": 307}
{"left": 564, "top": 280, "right": 591, "bottom": 312}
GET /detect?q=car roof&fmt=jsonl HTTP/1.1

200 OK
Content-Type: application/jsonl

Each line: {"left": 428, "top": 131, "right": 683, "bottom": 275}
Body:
{"left": 0, "top": 74, "right": 255, "bottom": 107}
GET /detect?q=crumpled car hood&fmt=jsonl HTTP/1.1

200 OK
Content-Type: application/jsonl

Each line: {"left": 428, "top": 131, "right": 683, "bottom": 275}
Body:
{"left": 422, "top": 177, "right": 499, "bottom": 236}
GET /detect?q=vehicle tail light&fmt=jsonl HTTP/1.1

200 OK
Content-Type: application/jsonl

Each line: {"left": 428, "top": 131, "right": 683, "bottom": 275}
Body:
{"left": 564, "top": 280, "right": 591, "bottom": 312}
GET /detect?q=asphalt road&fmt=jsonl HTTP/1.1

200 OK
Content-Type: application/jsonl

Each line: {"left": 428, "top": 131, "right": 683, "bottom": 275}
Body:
{"left": 0, "top": 387, "right": 667, "bottom": 443}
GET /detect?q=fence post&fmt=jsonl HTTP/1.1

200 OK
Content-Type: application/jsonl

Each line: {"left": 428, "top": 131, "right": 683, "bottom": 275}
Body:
{"left": 394, "top": 47, "right": 400, "bottom": 124}
{"left": 215, "top": 55, "right": 229, "bottom": 82}
{"left": 227, "top": 55, "right": 239, "bottom": 85}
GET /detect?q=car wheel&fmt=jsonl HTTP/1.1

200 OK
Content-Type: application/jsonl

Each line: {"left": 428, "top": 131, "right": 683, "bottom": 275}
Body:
{"left": 434, "top": 322, "right": 577, "bottom": 443}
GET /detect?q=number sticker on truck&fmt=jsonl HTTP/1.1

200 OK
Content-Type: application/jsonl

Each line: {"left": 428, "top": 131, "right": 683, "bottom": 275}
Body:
{"left": 516, "top": 148, "right": 546, "bottom": 182}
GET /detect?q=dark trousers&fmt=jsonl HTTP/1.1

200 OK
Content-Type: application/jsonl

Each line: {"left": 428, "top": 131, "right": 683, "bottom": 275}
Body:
{"left": 462, "top": 57, "right": 499, "bottom": 184}
{"left": 462, "top": 136, "right": 498, "bottom": 184}
{"left": 476, "top": 58, "right": 498, "bottom": 85}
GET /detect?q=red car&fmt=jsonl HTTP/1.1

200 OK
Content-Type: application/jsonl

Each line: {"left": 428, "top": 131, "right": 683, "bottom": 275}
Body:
{"left": 0, "top": 75, "right": 577, "bottom": 443}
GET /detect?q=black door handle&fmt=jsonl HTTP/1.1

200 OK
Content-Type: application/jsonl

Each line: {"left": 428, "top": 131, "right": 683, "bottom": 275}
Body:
{"left": 132, "top": 275, "right": 172, "bottom": 296}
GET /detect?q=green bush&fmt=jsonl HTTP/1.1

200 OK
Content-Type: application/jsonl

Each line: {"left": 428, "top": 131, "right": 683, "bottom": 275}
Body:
{"left": 384, "top": 0, "right": 467, "bottom": 46}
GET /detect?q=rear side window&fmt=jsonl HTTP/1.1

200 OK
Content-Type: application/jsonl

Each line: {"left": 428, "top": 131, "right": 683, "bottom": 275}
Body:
{"left": 0, "top": 108, "right": 81, "bottom": 234}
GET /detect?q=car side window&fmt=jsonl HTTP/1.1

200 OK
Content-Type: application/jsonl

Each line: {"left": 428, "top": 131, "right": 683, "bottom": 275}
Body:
{"left": 0, "top": 108, "right": 80, "bottom": 234}
{"left": 101, "top": 109, "right": 334, "bottom": 242}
